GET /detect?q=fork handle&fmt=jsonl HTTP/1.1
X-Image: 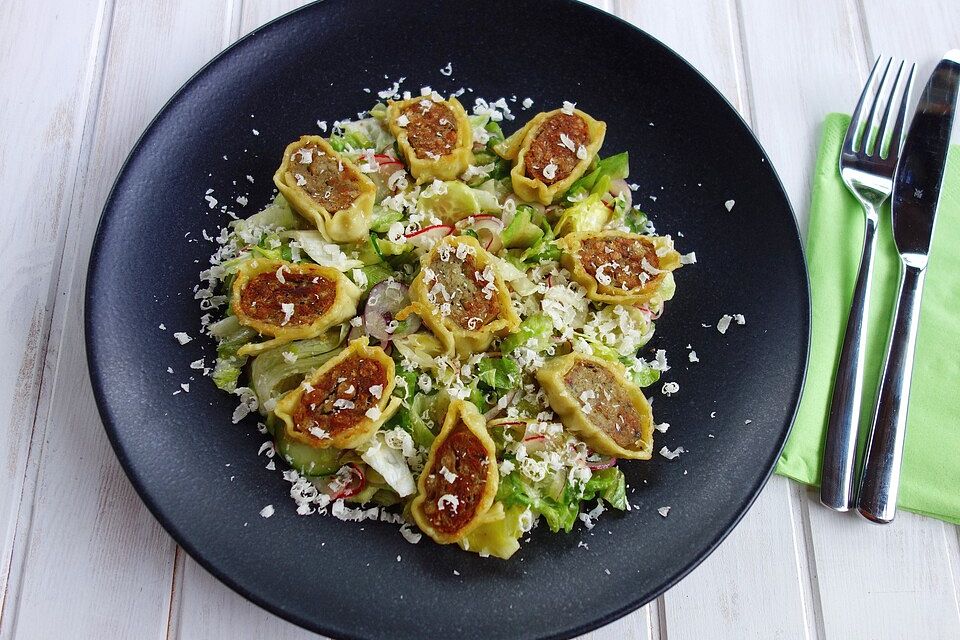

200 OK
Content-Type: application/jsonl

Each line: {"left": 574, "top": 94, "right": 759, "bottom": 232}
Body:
{"left": 857, "top": 263, "right": 926, "bottom": 524}
{"left": 820, "top": 212, "right": 879, "bottom": 511}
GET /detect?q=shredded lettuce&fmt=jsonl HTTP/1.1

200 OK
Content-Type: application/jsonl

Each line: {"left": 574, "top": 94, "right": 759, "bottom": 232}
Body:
{"left": 457, "top": 502, "right": 527, "bottom": 559}
{"left": 554, "top": 192, "right": 611, "bottom": 236}
{"left": 249, "top": 329, "right": 347, "bottom": 412}
{"left": 370, "top": 207, "right": 404, "bottom": 233}
{"left": 581, "top": 467, "right": 628, "bottom": 510}
{"left": 563, "top": 152, "right": 629, "bottom": 203}
{"left": 359, "top": 432, "right": 416, "bottom": 497}
{"left": 209, "top": 315, "right": 257, "bottom": 392}
{"left": 477, "top": 357, "right": 521, "bottom": 391}
{"left": 501, "top": 314, "right": 553, "bottom": 355}
{"left": 232, "top": 195, "right": 302, "bottom": 234}
{"left": 497, "top": 466, "right": 628, "bottom": 533}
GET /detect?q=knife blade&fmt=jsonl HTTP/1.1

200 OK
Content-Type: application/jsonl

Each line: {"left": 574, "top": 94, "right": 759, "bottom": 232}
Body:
{"left": 857, "top": 50, "right": 960, "bottom": 524}
{"left": 889, "top": 50, "right": 960, "bottom": 264}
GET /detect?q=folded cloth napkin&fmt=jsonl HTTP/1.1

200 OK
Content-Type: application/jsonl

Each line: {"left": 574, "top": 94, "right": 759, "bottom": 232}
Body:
{"left": 776, "top": 113, "right": 960, "bottom": 524}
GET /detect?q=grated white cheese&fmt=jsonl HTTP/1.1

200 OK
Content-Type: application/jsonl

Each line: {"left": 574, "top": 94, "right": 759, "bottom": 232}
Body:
{"left": 280, "top": 303, "right": 295, "bottom": 326}
{"left": 717, "top": 314, "right": 733, "bottom": 334}
{"left": 260, "top": 504, "right": 275, "bottom": 518}
{"left": 657, "top": 506, "right": 671, "bottom": 518}
{"left": 724, "top": 199, "right": 735, "bottom": 212}
{"left": 659, "top": 446, "right": 685, "bottom": 460}
{"left": 173, "top": 332, "right": 192, "bottom": 345}
{"left": 661, "top": 381, "right": 680, "bottom": 396}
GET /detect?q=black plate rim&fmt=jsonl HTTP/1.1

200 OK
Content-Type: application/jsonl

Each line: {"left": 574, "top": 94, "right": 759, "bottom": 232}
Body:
{"left": 84, "top": 1, "right": 812, "bottom": 638}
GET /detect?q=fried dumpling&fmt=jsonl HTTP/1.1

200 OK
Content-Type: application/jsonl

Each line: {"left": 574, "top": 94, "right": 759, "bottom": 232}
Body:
{"left": 397, "top": 235, "right": 519, "bottom": 356}
{"left": 273, "top": 135, "right": 377, "bottom": 242}
{"left": 231, "top": 258, "right": 361, "bottom": 356}
{"left": 495, "top": 107, "right": 606, "bottom": 205}
{"left": 273, "top": 337, "right": 401, "bottom": 451}
{"left": 386, "top": 96, "right": 473, "bottom": 184}
{"left": 558, "top": 230, "right": 681, "bottom": 306}
{"left": 411, "top": 400, "right": 499, "bottom": 544}
{"left": 536, "top": 352, "right": 654, "bottom": 459}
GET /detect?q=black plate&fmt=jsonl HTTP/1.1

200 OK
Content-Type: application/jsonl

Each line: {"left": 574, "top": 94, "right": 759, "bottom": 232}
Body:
{"left": 85, "top": 1, "right": 809, "bottom": 638}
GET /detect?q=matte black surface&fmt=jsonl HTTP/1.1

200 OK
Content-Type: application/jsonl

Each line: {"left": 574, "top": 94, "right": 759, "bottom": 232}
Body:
{"left": 85, "top": 1, "right": 810, "bottom": 638}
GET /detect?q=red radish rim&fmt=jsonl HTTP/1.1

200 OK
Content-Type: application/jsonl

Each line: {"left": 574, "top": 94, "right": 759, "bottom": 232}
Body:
{"left": 330, "top": 463, "right": 365, "bottom": 500}
{"left": 404, "top": 224, "right": 454, "bottom": 239}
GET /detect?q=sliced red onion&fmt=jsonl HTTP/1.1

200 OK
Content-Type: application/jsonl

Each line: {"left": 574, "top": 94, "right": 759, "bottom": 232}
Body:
{"left": 364, "top": 280, "right": 419, "bottom": 342}
{"left": 586, "top": 452, "right": 618, "bottom": 471}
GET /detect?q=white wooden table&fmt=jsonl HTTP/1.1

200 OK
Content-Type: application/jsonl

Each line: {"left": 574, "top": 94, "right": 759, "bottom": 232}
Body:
{"left": 2, "top": 1, "right": 959, "bottom": 638}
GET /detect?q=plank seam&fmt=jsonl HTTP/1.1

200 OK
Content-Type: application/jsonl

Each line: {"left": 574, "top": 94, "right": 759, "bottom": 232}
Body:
{"left": 791, "top": 483, "right": 827, "bottom": 640}
{"left": 165, "top": 547, "right": 186, "bottom": 640}
{"left": 0, "top": 0, "right": 117, "bottom": 634}
{"left": 729, "top": 0, "right": 756, "bottom": 125}
{"left": 852, "top": 0, "right": 874, "bottom": 67}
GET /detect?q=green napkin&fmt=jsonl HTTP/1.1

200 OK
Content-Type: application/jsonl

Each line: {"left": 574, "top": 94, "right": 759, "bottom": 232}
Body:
{"left": 776, "top": 113, "right": 960, "bottom": 524}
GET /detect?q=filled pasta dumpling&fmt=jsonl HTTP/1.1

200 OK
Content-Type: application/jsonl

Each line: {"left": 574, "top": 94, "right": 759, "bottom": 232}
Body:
{"left": 231, "top": 258, "right": 362, "bottom": 356}
{"left": 397, "top": 235, "right": 519, "bottom": 356}
{"left": 559, "top": 230, "right": 682, "bottom": 306}
{"left": 386, "top": 96, "right": 473, "bottom": 184}
{"left": 495, "top": 107, "right": 606, "bottom": 205}
{"left": 273, "top": 135, "right": 377, "bottom": 242}
{"left": 536, "top": 352, "right": 654, "bottom": 459}
{"left": 411, "top": 400, "right": 500, "bottom": 544}
{"left": 273, "top": 337, "right": 401, "bottom": 451}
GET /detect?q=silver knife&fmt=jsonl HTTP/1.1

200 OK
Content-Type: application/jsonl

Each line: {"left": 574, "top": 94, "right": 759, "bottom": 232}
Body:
{"left": 857, "top": 50, "right": 960, "bottom": 524}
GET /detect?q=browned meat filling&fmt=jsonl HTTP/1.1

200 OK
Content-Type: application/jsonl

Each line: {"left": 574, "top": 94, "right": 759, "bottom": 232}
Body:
{"left": 288, "top": 143, "right": 362, "bottom": 211}
{"left": 402, "top": 101, "right": 458, "bottom": 159}
{"left": 429, "top": 253, "right": 501, "bottom": 330}
{"left": 292, "top": 357, "right": 386, "bottom": 439}
{"left": 238, "top": 271, "right": 336, "bottom": 326}
{"left": 523, "top": 113, "right": 590, "bottom": 185}
{"left": 421, "top": 422, "right": 491, "bottom": 535}
{"left": 564, "top": 361, "right": 646, "bottom": 450}
{"left": 579, "top": 235, "right": 660, "bottom": 291}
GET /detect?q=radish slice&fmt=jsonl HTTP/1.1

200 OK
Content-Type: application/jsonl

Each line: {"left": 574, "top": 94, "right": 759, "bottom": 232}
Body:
{"left": 404, "top": 224, "right": 453, "bottom": 250}
{"left": 326, "top": 464, "right": 365, "bottom": 500}
{"left": 364, "top": 280, "right": 419, "bottom": 342}
{"left": 374, "top": 153, "right": 403, "bottom": 166}
{"left": 458, "top": 215, "right": 504, "bottom": 253}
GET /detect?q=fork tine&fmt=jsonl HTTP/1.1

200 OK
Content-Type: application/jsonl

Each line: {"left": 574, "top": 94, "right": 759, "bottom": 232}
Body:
{"left": 882, "top": 62, "right": 917, "bottom": 161}
{"left": 875, "top": 61, "right": 905, "bottom": 158}
{"left": 862, "top": 57, "right": 894, "bottom": 156}
{"left": 844, "top": 56, "right": 887, "bottom": 154}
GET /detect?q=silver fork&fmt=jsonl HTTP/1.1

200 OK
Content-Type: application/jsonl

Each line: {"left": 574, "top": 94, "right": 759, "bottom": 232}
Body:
{"left": 820, "top": 56, "right": 916, "bottom": 512}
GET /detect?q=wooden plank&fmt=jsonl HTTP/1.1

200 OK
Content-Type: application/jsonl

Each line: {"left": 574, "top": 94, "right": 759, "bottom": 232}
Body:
{"left": 0, "top": 0, "right": 107, "bottom": 616}
{"left": 618, "top": 2, "right": 814, "bottom": 638}
{"left": 810, "top": 0, "right": 960, "bottom": 639}
{"left": 739, "top": 0, "right": 960, "bottom": 638}
{"left": 0, "top": 1, "right": 230, "bottom": 638}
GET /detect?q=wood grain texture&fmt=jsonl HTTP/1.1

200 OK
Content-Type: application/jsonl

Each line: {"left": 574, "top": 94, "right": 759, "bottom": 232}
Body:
{"left": 0, "top": 0, "right": 107, "bottom": 619}
{"left": 737, "top": 0, "right": 960, "bottom": 638}
{"left": 0, "top": 1, "right": 229, "bottom": 638}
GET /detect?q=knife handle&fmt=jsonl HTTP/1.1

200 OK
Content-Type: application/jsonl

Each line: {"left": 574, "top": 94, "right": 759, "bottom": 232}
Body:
{"left": 820, "top": 212, "right": 879, "bottom": 511}
{"left": 857, "top": 263, "right": 926, "bottom": 524}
